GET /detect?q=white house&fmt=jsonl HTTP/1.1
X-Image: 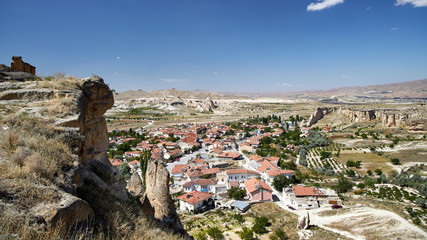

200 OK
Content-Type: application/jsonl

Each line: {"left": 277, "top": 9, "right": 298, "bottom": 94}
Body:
{"left": 177, "top": 191, "right": 213, "bottom": 212}
{"left": 225, "top": 169, "right": 261, "bottom": 187}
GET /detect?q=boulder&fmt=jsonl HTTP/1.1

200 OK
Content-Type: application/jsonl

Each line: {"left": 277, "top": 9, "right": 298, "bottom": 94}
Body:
{"left": 297, "top": 211, "right": 310, "bottom": 230}
{"left": 128, "top": 172, "right": 144, "bottom": 196}
{"left": 143, "top": 160, "right": 184, "bottom": 231}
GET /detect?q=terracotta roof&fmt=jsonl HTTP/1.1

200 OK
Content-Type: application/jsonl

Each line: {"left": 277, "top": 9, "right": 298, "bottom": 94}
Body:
{"left": 226, "top": 169, "right": 260, "bottom": 175}
{"left": 202, "top": 168, "right": 220, "bottom": 175}
{"left": 128, "top": 160, "right": 139, "bottom": 166}
{"left": 187, "top": 169, "right": 204, "bottom": 178}
{"left": 257, "top": 161, "right": 275, "bottom": 173}
{"left": 193, "top": 179, "right": 217, "bottom": 186}
{"left": 193, "top": 158, "right": 205, "bottom": 164}
{"left": 218, "top": 152, "right": 241, "bottom": 159}
{"left": 292, "top": 185, "right": 316, "bottom": 196}
{"left": 177, "top": 191, "right": 213, "bottom": 205}
{"left": 109, "top": 159, "right": 123, "bottom": 167}
{"left": 171, "top": 164, "right": 187, "bottom": 174}
{"left": 244, "top": 177, "right": 272, "bottom": 193}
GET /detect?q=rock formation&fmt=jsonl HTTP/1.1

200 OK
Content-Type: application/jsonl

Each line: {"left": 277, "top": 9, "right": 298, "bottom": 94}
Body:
{"left": 127, "top": 172, "right": 144, "bottom": 196}
{"left": 142, "top": 160, "right": 184, "bottom": 232}
{"left": 307, "top": 106, "right": 421, "bottom": 129}
{"left": 307, "top": 107, "right": 335, "bottom": 126}
{"left": 0, "top": 72, "right": 189, "bottom": 239}
{"left": 11, "top": 56, "right": 36, "bottom": 74}
{"left": 0, "top": 63, "right": 36, "bottom": 82}
{"left": 297, "top": 211, "right": 310, "bottom": 230}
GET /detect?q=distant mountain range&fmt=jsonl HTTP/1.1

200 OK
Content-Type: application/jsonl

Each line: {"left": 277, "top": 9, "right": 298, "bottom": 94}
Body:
{"left": 115, "top": 88, "right": 249, "bottom": 100}
{"left": 117, "top": 79, "right": 427, "bottom": 100}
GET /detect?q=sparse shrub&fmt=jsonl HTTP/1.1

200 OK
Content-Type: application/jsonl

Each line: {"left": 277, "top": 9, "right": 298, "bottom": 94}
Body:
{"left": 269, "top": 229, "right": 288, "bottom": 240}
{"left": 391, "top": 158, "right": 401, "bottom": 165}
{"left": 238, "top": 227, "right": 255, "bottom": 240}
{"left": 252, "top": 216, "right": 269, "bottom": 234}
{"left": 206, "top": 227, "right": 223, "bottom": 240}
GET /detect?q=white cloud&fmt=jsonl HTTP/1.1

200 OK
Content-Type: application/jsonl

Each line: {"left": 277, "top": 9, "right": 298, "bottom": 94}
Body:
{"left": 341, "top": 75, "right": 349, "bottom": 79}
{"left": 391, "top": 27, "right": 399, "bottom": 31}
{"left": 307, "top": 0, "right": 344, "bottom": 11}
{"left": 160, "top": 78, "right": 188, "bottom": 84}
{"left": 116, "top": 56, "right": 120, "bottom": 60}
{"left": 395, "top": 0, "right": 427, "bottom": 7}
{"left": 275, "top": 82, "right": 291, "bottom": 87}
{"left": 213, "top": 72, "right": 217, "bottom": 75}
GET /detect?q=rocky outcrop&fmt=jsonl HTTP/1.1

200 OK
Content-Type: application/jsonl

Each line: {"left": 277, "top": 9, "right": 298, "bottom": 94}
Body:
{"left": 0, "top": 74, "right": 188, "bottom": 238}
{"left": 307, "top": 107, "right": 335, "bottom": 126}
{"left": 11, "top": 56, "right": 36, "bottom": 74}
{"left": 0, "top": 64, "right": 36, "bottom": 82}
{"left": 34, "top": 193, "right": 94, "bottom": 230}
{"left": 307, "top": 106, "right": 419, "bottom": 128}
{"left": 142, "top": 160, "right": 184, "bottom": 232}
{"left": 297, "top": 211, "right": 310, "bottom": 230}
{"left": 340, "top": 108, "right": 409, "bottom": 127}
{"left": 339, "top": 108, "right": 377, "bottom": 122}
{"left": 127, "top": 172, "right": 144, "bottom": 196}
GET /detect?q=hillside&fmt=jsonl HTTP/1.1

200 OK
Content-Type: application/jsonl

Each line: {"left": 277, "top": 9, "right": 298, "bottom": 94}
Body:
{"left": 0, "top": 72, "right": 188, "bottom": 239}
{"left": 261, "top": 79, "right": 427, "bottom": 100}
{"left": 116, "top": 88, "right": 250, "bottom": 100}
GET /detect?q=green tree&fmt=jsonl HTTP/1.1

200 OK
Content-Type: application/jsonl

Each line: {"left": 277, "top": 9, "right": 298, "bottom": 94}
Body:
{"left": 273, "top": 175, "right": 293, "bottom": 192}
{"left": 334, "top": 175, "right": 353, "bottom": 193}
{"left": 391, "top": 158, "right": 401, "bottom": 165}
{"left": 227, "top": 187, "right": 246, "bottom": 200}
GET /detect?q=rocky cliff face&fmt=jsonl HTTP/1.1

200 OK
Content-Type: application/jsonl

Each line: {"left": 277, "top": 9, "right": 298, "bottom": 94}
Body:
{"left": 0, "top": 74, "right": 188, "bottom": 239}
{"left": 307, "top": 106, "right": 423, "bottom": 129}
{"left": 307, "top": 107, "right": 336, "bottom": 126}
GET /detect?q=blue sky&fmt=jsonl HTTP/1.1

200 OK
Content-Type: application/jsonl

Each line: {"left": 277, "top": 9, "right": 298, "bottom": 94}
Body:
{"left": 1, "top": 0, "right": 426, "bottom": 92}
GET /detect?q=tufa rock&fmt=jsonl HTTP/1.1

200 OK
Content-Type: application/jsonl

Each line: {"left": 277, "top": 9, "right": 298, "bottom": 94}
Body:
{"left": 142, "top": 160, "right": 184, "bottom": 232}
{"left": 0, "top": 63, "right": 36, "bottom": 82}
{"left": 35, "top": 193, "right": 94, "bottom": 230}
{"left": 128, "top": 172, "right": 144, "bottom": 196}
{"left": 297, "top": 211, "right": 310, "bottom": 230}
{"left": 11, "top": 56, "right": 36, "bottom": 74}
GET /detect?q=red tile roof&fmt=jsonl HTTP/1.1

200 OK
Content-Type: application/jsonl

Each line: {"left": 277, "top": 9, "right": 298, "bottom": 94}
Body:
{"left": 202, "top": 168, "right": 220, "bottom": 175}
{"left": 171, "top": 164, "right": 187, "bottom": 174}
{"left": 292, "top": 185, "right": 316, "bottom": 196}
{"left": 226, "top": 169, "right": 260, "bottom": 175}
{"left": 244, "top": 177, "right": 272, "bottom": 193}
{"left": 218, "top": 152, "right": 241, "bottom": 159}
{"left": 177, "top": 191, "right": 212, "bottom": 205}
{"left": 193, "top": 179, "right": 217, "bottom": 186}
{"left": 109, "top": 159, "right": 123, "bottom": 167}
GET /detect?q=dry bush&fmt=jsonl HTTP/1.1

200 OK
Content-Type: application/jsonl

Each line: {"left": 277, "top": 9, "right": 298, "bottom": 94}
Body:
{"left": 38, "top": 74, "right": 83, "bottom": 90}
{"left": 44, "top": 95, "right": 79, "bottom": 117}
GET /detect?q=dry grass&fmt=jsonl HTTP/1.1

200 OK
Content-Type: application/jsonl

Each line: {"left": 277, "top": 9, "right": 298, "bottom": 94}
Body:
{"left": 0, "top": 205, "right": 185, "bottom": 240}
{"left": 335, "top": 152, "right": 394, "bottom": 175}
{"left": 44, "top": 95, "right": 79, "bottom": 117}
{"left": 37, "top": 75, "right": 83, "bottom": 90}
